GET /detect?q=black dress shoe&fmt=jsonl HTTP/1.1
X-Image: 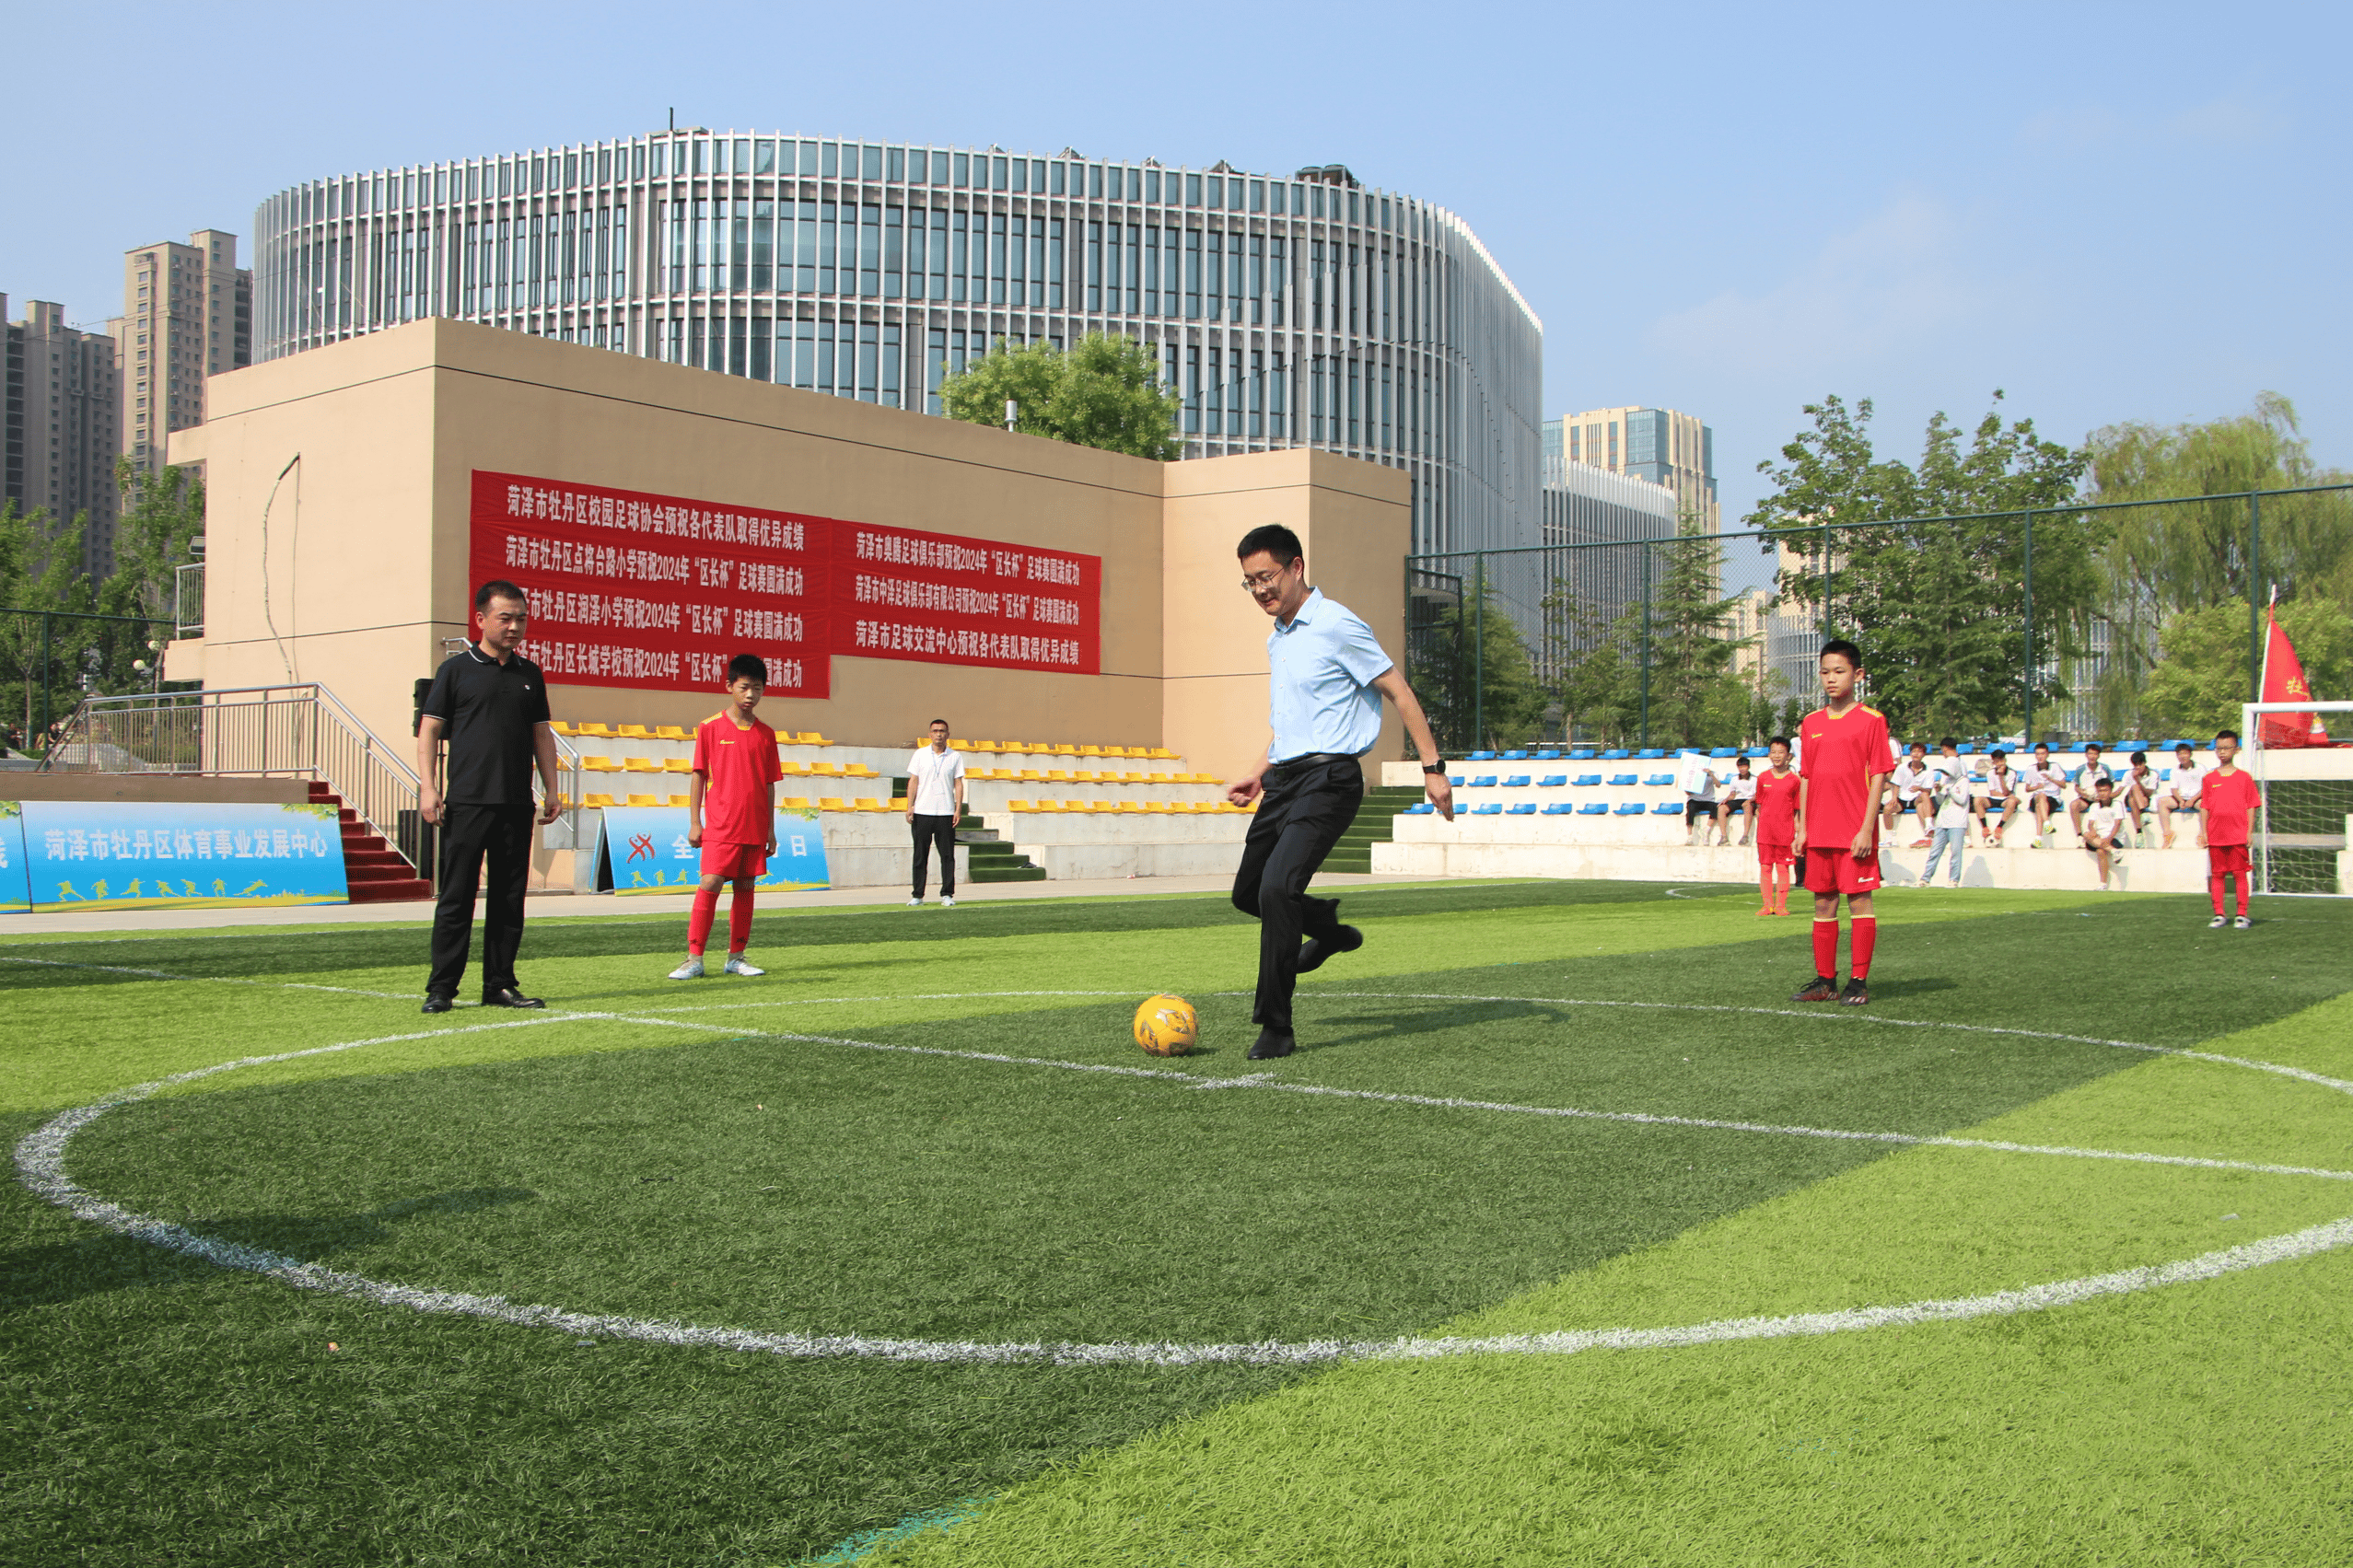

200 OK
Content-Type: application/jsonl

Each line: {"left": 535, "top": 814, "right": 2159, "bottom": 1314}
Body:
{"left": 420, "top": 995, "right": 454, "bottom": 1015}
{"left": 482, "top": 989, "right": 545, "bottom": 1009}
{"left": 1296, "top": 923, "right": 1365, "bottom": 974}
{"left": 1246, "top": 1028, "right": 1297, "bottom": 1060}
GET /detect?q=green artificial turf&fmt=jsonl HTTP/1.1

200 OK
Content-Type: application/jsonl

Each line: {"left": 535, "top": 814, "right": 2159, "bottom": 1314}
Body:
{"left": 5, "top": 881, "right": 2349, "bottom": 1565}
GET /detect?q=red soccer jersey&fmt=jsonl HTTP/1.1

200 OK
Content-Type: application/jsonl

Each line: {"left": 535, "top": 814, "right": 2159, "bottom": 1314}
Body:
{"left": 691, "top": 712, "right": 782, "bottom": 845}
{"left": 2200, "top": 768, "right": 2262, "bottom": 847}
{"left": 1798, "top": 703, "right": 1893, "bottom": 846}
{"left": 1754, "top": 767, "right": 1800, "bottom": 843}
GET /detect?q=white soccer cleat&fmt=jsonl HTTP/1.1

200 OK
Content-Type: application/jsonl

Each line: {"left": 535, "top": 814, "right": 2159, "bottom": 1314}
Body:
{"left": 2233, "top": 915, "right": 2252, "bottom": 929}
{"left": 668, "top": 958, "right": 705, "bottom": 980}
{"left": 941, "top": 895, "right": 956, "bottom": 907}
{"left": 906, "top": 897, "right": 924, "bottom": 907}
{"left": 724, "top": 954, "right": 765, "bottom": 976}
{"left": 2208, "top": 915, "right": 2227, "bottom": 929}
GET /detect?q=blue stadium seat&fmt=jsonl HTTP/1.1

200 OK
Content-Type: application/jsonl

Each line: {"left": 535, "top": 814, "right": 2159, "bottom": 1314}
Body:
{"left": 1609, "top": 773, "right": 1638, "bottom": 786}
{"left": 1568, "top": 749, "right": 1596, "bottom": 760}
{"left": 1652, "top": 801, "right": 1683, "bottom": 815}
{"left": 1574, "top": 773, "right": 1603, "bottom": 786}
{"left": 1471, "top": 775, "right": 1498, "bottom": 788}
{"left": 1534, "top": 749, "right": 1562, "bottom": 760}
{"left": 1577, "top": 802, "right": 1609, "bottom": 816}
{"left": 1503, "top": 774, "right": 1532, "bottom": 787}
{"left": 1602, "top": 749, "right": 1630, "bottom": 760}
{"left": 1637, "top": 748, "right": 1666, "bottom": 760}
{"left": 1447, "top": 775, "right": 1466, "bottom": 787}
{"left": 1402, "top": 802, "right": 1435, "bottom": 814}
{"left": 1644, "top": 772, "right": 1676, "bottom": 786}
{"left": 1468, "top": 750, "right": 1497, "bottom": 761}
{"left": 1508, "top": 803, "right": 1537, "bottom": 815}
{"left": 1543, "top": 803, "right": 1575, "bottom": 815}
{"left": 1539, "top": 774, "right": 1568, "bottom": 787}
{"left": 1613, "top": 802, "right": 1646, "bottom": 816}
{"left": 1503, "top": 749, "right": 1529, "bottom": 759}
{"left": 1709, "top": 747, "right": 1737, "bottom": 759}
{"left": 1959, "top": 742, "right": 1978, "bottom": 753}
{"left": 1473, "top": 803, "right": 1504, "bottom": 815}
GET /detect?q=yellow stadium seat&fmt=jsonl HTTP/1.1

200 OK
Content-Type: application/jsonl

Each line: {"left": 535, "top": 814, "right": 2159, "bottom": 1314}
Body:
{"left": 1116, "top": 801, "right": 1144, "bottom": 812}
{"left": 576, "top": 722, "right": 615, "bottom": 738}
{"left": 781, "top": 796, "right": 811, "bottom": 809}
{"left": 1148, "top": 748, "right": 1176, "bottom": 760}
{"left": 1044, "top": 769, "right": 1071, "bottom": 781}
{"left": 617, "top": 724, "right": 652, "bottom": 738}
{"left": 855, "top": 797, "right": 887, "bottom": 810}
{"left": 1147, "top": 772, "right": 1171, "bottom": 783}
{"left": 1120, "top": 772, "right": 1147, "bottom": 783}
{"left": 888, "top": 797, "right": 910, "bottom": 811}
{"left": 846, "top": 763, "right": 878, "bottom": 776}
{"left": 1078, "top": 745, "right": 1104, "bottom": 756}
{"left": 798, "top": 732, "right": 832, "bottom": 746}
{"left": 583, "top": 793, "right": 616, "bottom": 808}
{"left": 1064, "top": 800, "right": 1088, "bottom": 811}
{"left": 1008, "top": 799, "right": 1034, "bottom": 812}
{"left": 812, "top": 761, "right": 845, "bottom": 775}
{"left": 1019, "top": 769, "right": 1044, "bottom": 781}
{"left": 626, "top": 793, "right": 661, "bottom": 807}
{"left": 971, "top": 739, "right": 1000, "bottom": 751}
{"left": 1052, "top": 744, "right": 1080, "bottom": 756}
{"left": 781, "top": 761, "right": 811, "bottom": 775}
{"left": 623, "top": 758, "right": 657, "bottom": 772}
{"left": 579, "top": 756, "right": 614, "bottom": 772}
{"left": 655, "top": 725, "right": 689, "bottom": 739}
{"left": 665, "top": 794, "right": 690, "bottom": 807}
{"left": 548, "top": 720, "right": 577, "bottom": 736}
{"left": 819, "top": 796, "right": 849, "bottom": 811}
{"left": 661, "top": 758, "right": 693, "bottom": 772}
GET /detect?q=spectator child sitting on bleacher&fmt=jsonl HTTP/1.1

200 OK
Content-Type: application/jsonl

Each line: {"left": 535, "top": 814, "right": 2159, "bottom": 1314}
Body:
{"left": 2021, "top": 743, "right": 2068, "bottom": 846}
{"left": 2080, "top": 776, "right": 2130, "bottom": 890}
{"left": 1718, "top": 755, "right": 1758, "bottom": 846}
{"left": 1979, "top": 749, "right": 2021, "bottom": 846}
{"left": 1680, "top": 752, "right": 1721, "bottom": 846}
{"left": 1885, "top": 741, "right": 1935, "bottom": 848}
{"left": 2120, "top": 749, "right": 2159, "bottom": 844}
{"left": 2068, "top": 742, "right": 2115, "bottom": 844}
{"left": 2155, "top": 741, "right": 2204, "bottom": 848}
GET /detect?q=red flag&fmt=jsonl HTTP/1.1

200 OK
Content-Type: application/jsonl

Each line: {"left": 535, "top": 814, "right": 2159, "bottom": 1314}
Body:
{"left": 2258, "top": 606, "right": 2330, "bottom": 749}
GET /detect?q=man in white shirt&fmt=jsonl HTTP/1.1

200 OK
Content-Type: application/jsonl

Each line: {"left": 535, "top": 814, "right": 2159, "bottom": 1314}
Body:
{"left": 1978, "top": 748, "right": 2021, "bottom": 846}
{"left": 2068, "top": 742, "right": 2115, "bottom": 844}
{"left": 2020, "top": 743, "right": 2068, "bottom": 846}
{"left": 1920, "top": 764, "right": 1974, "bottom": 887}
{"left": 2154, "top": 741, "right": 2205, "bottom": 848}
{"left": 904, "top": 718, "right": 968, "bottom": 907}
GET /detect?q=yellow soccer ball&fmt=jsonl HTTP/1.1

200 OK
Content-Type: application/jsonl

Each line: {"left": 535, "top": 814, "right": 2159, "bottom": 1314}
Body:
{"left": 1134, "top": 993, "right": 1198, "bottom": 1056}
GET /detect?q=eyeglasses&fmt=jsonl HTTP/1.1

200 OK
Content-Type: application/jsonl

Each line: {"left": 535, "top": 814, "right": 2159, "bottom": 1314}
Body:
{"left": 1240, "top": 567, "right": 1290, "bottom": 592}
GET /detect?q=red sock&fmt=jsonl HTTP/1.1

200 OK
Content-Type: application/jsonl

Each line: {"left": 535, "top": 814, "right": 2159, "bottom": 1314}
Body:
{"left": 2234, "top": 877, "right": 2248, "bottom": 918}
{"left": 1812, "top": 918, "right": 1839, "bottom": 978}
{"left": 688, "top": 883, "right": 719, "bottom": 956}
{"left": 728, "top": 884, "right": 755, "bottom": 954}
{"left": 2209, "top": 875, "right": 2226, "bottom": 917}
{"left": 1850, "top": 916, "right": 1877, "bottom": 980}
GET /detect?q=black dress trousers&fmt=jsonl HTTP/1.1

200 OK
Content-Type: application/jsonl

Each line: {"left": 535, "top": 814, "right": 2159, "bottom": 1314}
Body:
{"left": 911, "top": 813, "right": 958, "bottom": 898}
{"left": 427, "top": 803, "right": 537, "bottom": 1000}
{"left": 1230, "top": 754, "right": 1364, "bottom": 1031}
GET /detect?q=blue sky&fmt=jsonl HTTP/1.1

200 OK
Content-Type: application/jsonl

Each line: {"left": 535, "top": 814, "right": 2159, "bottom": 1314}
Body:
{"left": 11, "top": 2, "right": 2346, "bottom": 590}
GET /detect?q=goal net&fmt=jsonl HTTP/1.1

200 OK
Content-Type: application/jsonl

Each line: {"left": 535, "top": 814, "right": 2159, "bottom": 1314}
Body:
{"left": 2242, "top": 700, "right": 2353, "bottom": 897}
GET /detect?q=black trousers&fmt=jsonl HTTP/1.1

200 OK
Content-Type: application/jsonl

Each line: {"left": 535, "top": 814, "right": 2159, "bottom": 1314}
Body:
{"left": 911, "top": 812, "right": 958, "bottom": 897}
{"left": 1231, "top": 754, "right": 1364, "bottom": 1031}
{"left": 427, "top": 803, "right": 535, "bottom": 999}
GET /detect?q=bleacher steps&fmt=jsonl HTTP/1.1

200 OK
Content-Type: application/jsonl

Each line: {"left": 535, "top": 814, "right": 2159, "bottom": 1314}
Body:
{"left": 1322, "top": 784, "right": 1427, "bottom": 874}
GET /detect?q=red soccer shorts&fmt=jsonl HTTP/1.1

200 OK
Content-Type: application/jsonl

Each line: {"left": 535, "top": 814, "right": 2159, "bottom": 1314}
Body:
{"left": 2207, "top": 843, "right": 2250, "bottom": 877}
{"left": 700, "top": 840, "right": 770, "bottom": 880}
{"left": 1804, "top": 846, "right": 1882, "bottom": 895}
{"left": 1756, "top": 840, "right": 1795, "bottom": 867}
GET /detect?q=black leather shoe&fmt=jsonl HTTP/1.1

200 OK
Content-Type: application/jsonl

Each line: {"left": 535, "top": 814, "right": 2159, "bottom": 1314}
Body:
{"left": 1246, "top": 1028, "right": 1297, "bottom": 1061}
{"left": 482, "top": 989, "right": 545, "bottom": 1009}
{"left": 420, "top": 994, "right": 454, "bottom": 1015}
{"left": 1296, "top": 924, "right": 1364, "bottom": 974}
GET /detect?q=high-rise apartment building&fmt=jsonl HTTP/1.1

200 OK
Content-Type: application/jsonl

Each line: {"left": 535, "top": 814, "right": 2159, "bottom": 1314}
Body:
{"left": 1543, "top": 406, "right": 1717, "bottom": 533}
{"left": 3, "top": 295, "right": 122, "bottom": 573}
{"left": 111, "top": 230, "right": 253, "bottom": 488}
{"left": 250, "top": 134, "right": 1543, "bottom": 555}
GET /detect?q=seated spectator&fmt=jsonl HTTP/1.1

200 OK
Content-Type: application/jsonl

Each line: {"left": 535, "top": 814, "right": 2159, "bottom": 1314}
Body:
{"left": 2080, "top": 776, "right": 2130, "bottom": 889}
{"left": 1885, "top": 741, "right": 1936, "bottom": 847}
{"left": 1978, "top": 749, "right": 2022, "bottom": 846}
{"left": 2067, "top": 742, "right": 2115, "bottom": 843}
{"left": 2020, "top": 743, "right": 2068, "bottom": 846}
{"left": 1718, "top": 754, "right": 1758, "bottom": 846}
{"left": 2154, "top": 741, "right": 2204, "bottom": 848}
{"left": 1679, "top": 751, "right": 1721, "bottom": 846}
{"left": 2119, "top": 749, "right": 2161, "bottom": 844}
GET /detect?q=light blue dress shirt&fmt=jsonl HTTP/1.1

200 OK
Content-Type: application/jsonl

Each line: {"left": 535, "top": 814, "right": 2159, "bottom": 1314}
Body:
{"left": 1265, "top": 588, "right": 1393, "bottom": 761}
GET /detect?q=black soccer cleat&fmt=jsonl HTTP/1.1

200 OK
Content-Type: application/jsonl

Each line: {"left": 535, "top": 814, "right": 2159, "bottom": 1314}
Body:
{"left": 1838, "top": 978, "right": 1870, "bottom": 1006}
{"left": 420, "top": 994, "right": 454, "bottom": 1015}
{"left": 1791, "top": 975, "right": 1838, "bottom": 1003}
{"left": 1247, "top": 1028, "right": 1298, "bottom": 1060}
{"left": 1296, "top": 924, "right": 1365, "bottom": 974}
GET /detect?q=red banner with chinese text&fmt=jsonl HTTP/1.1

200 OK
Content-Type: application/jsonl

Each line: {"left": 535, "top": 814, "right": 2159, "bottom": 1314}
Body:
{"left": 467, "top": 470, "right": 1101, "bottom": 698}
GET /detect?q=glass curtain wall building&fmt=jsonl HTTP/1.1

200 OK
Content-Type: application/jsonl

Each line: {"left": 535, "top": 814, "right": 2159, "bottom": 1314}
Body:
{"left": 251, "top": 133, "right": 1541, "bottom": 555}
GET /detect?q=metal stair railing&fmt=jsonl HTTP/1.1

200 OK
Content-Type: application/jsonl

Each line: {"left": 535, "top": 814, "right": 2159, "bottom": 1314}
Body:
{"left": 41, "top": 683, "right": 429, "bottom": 879}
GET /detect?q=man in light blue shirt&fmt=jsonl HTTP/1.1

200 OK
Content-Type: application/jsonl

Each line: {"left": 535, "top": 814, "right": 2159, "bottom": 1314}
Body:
{"left": 1226, "top": 524, "right": 1453, "bottom": 1059}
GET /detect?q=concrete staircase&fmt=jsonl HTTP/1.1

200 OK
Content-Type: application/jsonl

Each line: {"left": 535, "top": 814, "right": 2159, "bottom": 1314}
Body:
{"left": 960, "top": 812, "right": 1048, "bottom": 883}
{"left": 308, "top": 781, "right": 433, "bottom": 903}
{"left": 1322, "top": 784, "right": 1427, "bottom": 874}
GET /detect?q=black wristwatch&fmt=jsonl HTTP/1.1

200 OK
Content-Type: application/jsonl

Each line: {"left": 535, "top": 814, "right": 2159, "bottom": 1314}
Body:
{"left": 1421, "top": 759, "right": 1448, "bottom": 774}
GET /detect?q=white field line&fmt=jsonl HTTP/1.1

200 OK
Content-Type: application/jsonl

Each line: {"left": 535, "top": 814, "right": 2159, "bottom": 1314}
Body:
{"left": 17, "top": 991, "right": 2353, "bottom": 1366}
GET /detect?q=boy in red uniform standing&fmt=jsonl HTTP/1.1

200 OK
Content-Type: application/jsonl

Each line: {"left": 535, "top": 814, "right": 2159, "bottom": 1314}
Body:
{"left": 2197, "top": 727, "right": 2262, "bottom": 930}
{"left": 1791, "top": 641, "right": 1892, "bottom": 1005}
{"left": 670, "top": 654, "right": 783, "bottom": 980}
{"left": 1753, "top": 736, "right": 1800, "bottom": 917}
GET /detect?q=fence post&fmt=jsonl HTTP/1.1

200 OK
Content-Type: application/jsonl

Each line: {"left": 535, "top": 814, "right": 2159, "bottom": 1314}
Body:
{"left": 2247, "top": 492, "right": 2264, "bottom": 703}
{"left": 1472, "top": 553, "right": 1485, "bottom": 752}
{"left": 1638, "top": 541, "right": 1652, "bottom": 748}
{"left": 38, "top": 612, "right": 52, "bottom": 749}
{"left": 2021, "top": 510, "right": 2035, "bottom": 744}
{"left": 1819, "top": 516, "right": 1832, "bottom": 642}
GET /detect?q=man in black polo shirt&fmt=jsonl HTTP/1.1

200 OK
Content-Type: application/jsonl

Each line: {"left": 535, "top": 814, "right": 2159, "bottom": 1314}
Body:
{"left": 417, "top": 579, "right": 560, "bottom": 1014}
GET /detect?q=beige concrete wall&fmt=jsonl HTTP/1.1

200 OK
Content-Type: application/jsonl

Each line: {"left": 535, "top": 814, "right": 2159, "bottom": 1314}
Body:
{"left": 1159, "top": 448, "right": 1413, "bottom": 781}
{"left": 177, "top": 319, "right": 1413, "bottom": 769}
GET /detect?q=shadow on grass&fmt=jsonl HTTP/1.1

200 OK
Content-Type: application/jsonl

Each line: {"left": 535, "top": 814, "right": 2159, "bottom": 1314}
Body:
{"left": 1304, "top": 999, "right": 1567, "bottom": 1051}
{"left": 1, "top": 1187, "right": 536, "bottom": 1311}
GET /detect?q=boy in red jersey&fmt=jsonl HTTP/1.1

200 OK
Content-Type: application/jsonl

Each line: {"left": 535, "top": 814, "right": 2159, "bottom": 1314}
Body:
{"left": 1791, "top": 641, "right": 1892, "bottom": 1005}
{"left": 670, "top": 654, "right": 783, "bottom": 979}
{"left": 2196, "top": 727, "right": 2262, "bottom": 930}
{"left": 1753, "top": 737, "right": 1800, "bottom": 916}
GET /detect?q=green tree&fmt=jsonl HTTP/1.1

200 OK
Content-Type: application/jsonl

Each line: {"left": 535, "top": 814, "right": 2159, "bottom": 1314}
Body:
{"left": 1748, "top": 392, "right": 2094, "bottom": 737}
{"left": 1638, "top": 524, "right": 1751, "bottom": 748}
{"left": 2138, "top": 598, "right": 2353, "bottom": 739}
{"left": 0, "top": 503, "right": 99, "bottom": 743}
{"left": 1408, "top": 582, "right": 1546, "bottom": 752}
{"left": 940, "top": 333, "right": 1182, "bottom": 460}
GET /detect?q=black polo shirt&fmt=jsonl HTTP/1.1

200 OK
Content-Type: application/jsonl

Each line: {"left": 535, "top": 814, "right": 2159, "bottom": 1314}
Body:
{"left": 422, "top": 645, "right": 552, "bottom": 806}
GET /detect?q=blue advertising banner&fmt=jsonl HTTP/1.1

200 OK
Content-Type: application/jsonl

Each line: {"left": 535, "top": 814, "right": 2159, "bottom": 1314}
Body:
{"left": 0, "top": 802, "right": 29, "bottom": 912}
{"left": 10, "top": 800, "right": 350, "bottom": 912}
{"left": 598, "top": 806, "right": 830, "bottom": 893}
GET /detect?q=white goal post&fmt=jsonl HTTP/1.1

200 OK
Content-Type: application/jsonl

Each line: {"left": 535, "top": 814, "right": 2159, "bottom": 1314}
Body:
{"left": 2240, "top": 700, "right": 2353, "bottom": 898}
